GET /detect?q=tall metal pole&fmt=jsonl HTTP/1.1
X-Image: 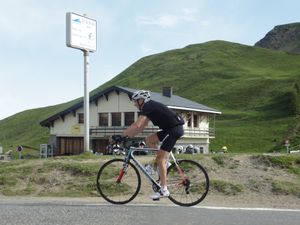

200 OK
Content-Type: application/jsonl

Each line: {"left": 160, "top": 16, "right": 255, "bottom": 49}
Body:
{"left": 83, "top": 50, "right": 90, "bottom": 152}
{"left": 67, "top": 12, "right": 96, "bottom": 153}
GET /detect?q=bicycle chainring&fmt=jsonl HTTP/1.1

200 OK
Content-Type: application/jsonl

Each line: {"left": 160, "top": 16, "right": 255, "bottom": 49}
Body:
{"left": 152, "top": 182, "right": 160, "bottom": 192}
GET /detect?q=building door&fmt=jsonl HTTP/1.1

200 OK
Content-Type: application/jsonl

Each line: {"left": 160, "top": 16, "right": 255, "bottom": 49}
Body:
{"left": 92, "top": 139, "right": 110, "bottom": 154}
{"left": 58, "top": 137, "right": 84, "bottom": 155}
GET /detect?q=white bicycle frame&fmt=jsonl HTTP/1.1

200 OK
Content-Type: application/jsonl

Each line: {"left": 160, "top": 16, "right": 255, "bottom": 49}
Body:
{"left": 122, "top": 146, "right": 180, "bottom": 190}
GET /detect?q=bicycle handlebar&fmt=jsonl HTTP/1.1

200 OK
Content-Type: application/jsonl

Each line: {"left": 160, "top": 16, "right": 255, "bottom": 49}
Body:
{"left": 111, "top": 135, "right": 128, "bottom": 143}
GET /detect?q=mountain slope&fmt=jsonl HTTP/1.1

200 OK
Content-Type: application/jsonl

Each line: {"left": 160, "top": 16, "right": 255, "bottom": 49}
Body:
{"left": 255, "top": 22, "right": 300, "bottom": 54}
{"left": 0, "top": 100, "right": 80, "bottom": 151}
{"left": 2, "top": 40, "right": 300, "bottom": 153}
{"left": 102, "top": 40, "right": 300, "bottom": 152}
{"left": 105, "top": 41, "right": 300, "bottom": 110}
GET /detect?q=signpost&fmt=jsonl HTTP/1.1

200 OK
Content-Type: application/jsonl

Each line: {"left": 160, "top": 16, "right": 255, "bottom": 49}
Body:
{"left": 66, "top": 12, "right": 97, "bottom": 152}
{"left": 284, "top": 139, "right": 290, "bottom": 153}
{"left": 17, "top": 145, "right": 23, "bottom": 159}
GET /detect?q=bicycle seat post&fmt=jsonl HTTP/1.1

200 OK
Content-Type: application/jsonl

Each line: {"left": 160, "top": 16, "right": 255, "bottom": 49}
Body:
{"left": 169, "top": 151, "right": 178, "bottom": 165}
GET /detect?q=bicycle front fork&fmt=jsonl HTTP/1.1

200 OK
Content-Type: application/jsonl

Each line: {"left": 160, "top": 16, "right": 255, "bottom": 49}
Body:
{"left": 116, "top": 163, "right": 129, "bottom": 183}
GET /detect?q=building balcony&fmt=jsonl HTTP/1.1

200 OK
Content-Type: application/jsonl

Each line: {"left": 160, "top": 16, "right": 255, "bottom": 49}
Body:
{"left": 184, "top": 127, "right": 215, "bottom": 138}
{"left": 90, "top": 126, "right": 215, "bottom": 138}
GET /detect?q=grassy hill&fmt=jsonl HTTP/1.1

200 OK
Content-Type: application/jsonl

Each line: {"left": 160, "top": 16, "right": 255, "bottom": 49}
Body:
{"left": 0, "top": 101, "right": 79, "bottom": 155}
{"left": 2, "top": 40, "right": 300, "bottom": 154}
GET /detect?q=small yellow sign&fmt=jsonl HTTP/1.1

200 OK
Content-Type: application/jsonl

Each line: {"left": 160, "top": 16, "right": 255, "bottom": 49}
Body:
{"left": 71, "top": 124, "right": 81, "bottom": 134}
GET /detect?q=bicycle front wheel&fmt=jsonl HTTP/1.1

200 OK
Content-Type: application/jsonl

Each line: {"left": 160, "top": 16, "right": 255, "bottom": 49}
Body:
{"left": 97, "top": 159, "right": 141, "bottom": 204}
{"left": 167, "top": 159, "right": 209, "bottom": 207}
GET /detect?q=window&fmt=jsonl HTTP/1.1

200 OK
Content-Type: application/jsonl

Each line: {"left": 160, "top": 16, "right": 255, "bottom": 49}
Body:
{"left": 78, "top": 113, "right": 84, "bottom": 124}
{"left": 125, "top": 112, "right": 134, "bottom": 126}
{"left": 193, "top": 114, "right": 198, "bottom": 127}
{"left": 111, "top": 112, "right": 121, "bottom": 126}
{"left": 187, "top": 118, "right": 191, "bottom": 127}
{"left": 200, "top": 147, "right": 204, "bottom": 153}
{"left": 186, "top": 113, "right": 192, "bottom": 127}
{"left": 99, "top": 113, "right": 108, "bottom": 126}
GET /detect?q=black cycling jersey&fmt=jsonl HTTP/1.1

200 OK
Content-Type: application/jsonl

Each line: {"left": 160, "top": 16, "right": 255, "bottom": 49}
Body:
{"left": 139, "top": 100, "right": 184, "bottom": 130}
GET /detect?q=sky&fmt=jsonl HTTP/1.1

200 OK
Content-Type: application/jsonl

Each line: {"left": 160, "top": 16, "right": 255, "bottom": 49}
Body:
{"left": 0, "top": 0, "right": 300, "bottom": 120}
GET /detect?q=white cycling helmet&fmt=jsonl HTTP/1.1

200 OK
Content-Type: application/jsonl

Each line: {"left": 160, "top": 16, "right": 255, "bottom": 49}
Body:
{"left": 131, "top": 90, "right": 151, "bottom": 103}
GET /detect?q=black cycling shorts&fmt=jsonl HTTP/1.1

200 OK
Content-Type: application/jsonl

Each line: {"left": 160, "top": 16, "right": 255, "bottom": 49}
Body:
{"left": 157, "top": 125, "right": 184, "bottom": 152}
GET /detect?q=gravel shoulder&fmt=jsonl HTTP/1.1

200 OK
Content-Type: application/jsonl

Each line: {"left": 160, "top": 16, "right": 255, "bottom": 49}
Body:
{"left": 0, "top": 154, "right": 299, "bottom": 209}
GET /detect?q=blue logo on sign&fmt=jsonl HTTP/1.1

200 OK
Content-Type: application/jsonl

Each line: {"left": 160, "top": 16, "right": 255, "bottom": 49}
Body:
{"left": 73, "top": 18, "right": 81, "bottom": 23}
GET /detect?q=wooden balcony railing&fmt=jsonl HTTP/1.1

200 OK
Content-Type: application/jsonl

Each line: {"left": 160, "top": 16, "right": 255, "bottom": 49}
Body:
{"left": 183, "top": 128, "right": 215, "bottom": 138}
{"left": 90, "top": 126, "right": 215, "bottom": 138}
{"left": 90, "top": 126, "right": 158, "bottom": 137}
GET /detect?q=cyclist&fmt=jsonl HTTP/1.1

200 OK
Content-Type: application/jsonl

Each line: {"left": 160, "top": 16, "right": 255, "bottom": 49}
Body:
{"left": 139, "top": 141, "right": 146, "bottom": 148}
{"left": 122, "top": 90, "right": 184, "bottom": 200}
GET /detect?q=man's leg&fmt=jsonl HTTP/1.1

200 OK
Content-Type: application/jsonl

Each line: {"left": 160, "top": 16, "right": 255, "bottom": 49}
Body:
{"left": 145, "top": 133, "right": 159, "bottom": 149}
{"left": 156, "top": 150, "right": 169, "bottom": 189}
{"left": 145, "top": 133, "right": 161, "bottom": 177}
{"left": 146, "top": 134, "right": 168, "bottom": 180}
{"left": 146, "top": 133, "right": 170, "bottom": 198}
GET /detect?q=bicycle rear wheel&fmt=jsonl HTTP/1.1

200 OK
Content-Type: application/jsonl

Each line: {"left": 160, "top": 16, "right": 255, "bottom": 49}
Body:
{"left": 167, "top": 159, "right": 209, "bottom": 207}
{"left": 97, "top": 158, "right": 141, "bottom": 204}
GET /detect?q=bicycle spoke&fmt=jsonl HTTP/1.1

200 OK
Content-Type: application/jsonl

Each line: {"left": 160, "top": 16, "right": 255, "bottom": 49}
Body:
{"left": 97, "top": 159, "right": 141, "bottom": 204}
{"left": 167, "top": 160, "right": 209, "bottom": 206}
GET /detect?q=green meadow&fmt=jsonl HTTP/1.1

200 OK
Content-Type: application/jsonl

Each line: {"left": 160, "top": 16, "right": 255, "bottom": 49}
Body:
{"left": 1, "top": 41, "right": 300, "bottom": 154}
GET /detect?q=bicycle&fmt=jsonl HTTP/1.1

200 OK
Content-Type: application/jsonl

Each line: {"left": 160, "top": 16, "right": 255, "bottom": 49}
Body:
{"left": 96, "top": 136, "right": 209, "bottom": 207}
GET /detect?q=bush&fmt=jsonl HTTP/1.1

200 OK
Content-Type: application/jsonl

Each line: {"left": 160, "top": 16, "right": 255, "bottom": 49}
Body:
{"left": 271, "top": 181, "right": 300, "bottom": 197}
{"left": 210, "top": 180, "right": 243, "bottom": 195}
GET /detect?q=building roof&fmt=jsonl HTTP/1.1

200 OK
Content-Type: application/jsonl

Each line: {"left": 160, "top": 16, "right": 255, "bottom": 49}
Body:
{"left": 119, "top": 86, "right": 221, "bottom": 113}
{"left": 40, "top": 86, "right": 221, "bottom": 127}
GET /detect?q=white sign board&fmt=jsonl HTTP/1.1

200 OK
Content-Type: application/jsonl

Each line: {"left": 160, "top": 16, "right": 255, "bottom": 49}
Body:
{"left": 66, "top": 12, "right": 97, "bottom": 52}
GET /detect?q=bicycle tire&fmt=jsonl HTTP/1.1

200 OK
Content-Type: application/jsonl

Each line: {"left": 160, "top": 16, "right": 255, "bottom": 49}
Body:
{"left": 167, "top": 159, "right": 209, "bottom": 207}
{"left": 97, "top": 158, "right": 141, "bottom": 204}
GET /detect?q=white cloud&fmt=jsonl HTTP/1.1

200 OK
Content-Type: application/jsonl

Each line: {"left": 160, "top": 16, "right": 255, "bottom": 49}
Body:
{"left": 137, "top": 14, "right": 179, "bottom": 28}
{"left": 200, "top": 20, "right": 210, "bottom": 27}
{"left": 136, "top": 8, "right": 199, "bottom": 28}
{"left": 181, "top": 8, "right": 198, "bottom": 22}
{"left": 0, "top": 1, "right": 59, "bottom": 43}
{"left": 140, "top": 42, "right": 154, "bottom": 55}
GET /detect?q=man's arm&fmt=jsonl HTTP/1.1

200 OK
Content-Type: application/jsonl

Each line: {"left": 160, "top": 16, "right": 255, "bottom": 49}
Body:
{"left": 123, "top": 115, "right": 149, "bottom": 138}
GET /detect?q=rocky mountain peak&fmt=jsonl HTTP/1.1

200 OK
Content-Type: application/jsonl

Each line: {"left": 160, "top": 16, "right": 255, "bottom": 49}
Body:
{"left": 255, "top": 22, "right": 300, "bottom": 54}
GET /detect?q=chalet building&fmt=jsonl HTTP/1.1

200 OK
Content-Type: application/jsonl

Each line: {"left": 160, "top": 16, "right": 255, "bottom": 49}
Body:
{"left": 40, "top": 86, "right": 221, "bottom": 155}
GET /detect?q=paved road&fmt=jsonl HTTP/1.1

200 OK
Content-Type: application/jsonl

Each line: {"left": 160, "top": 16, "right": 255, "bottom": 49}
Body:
{"left": 0, "top": 200, "right": 299, "bottom": 225}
